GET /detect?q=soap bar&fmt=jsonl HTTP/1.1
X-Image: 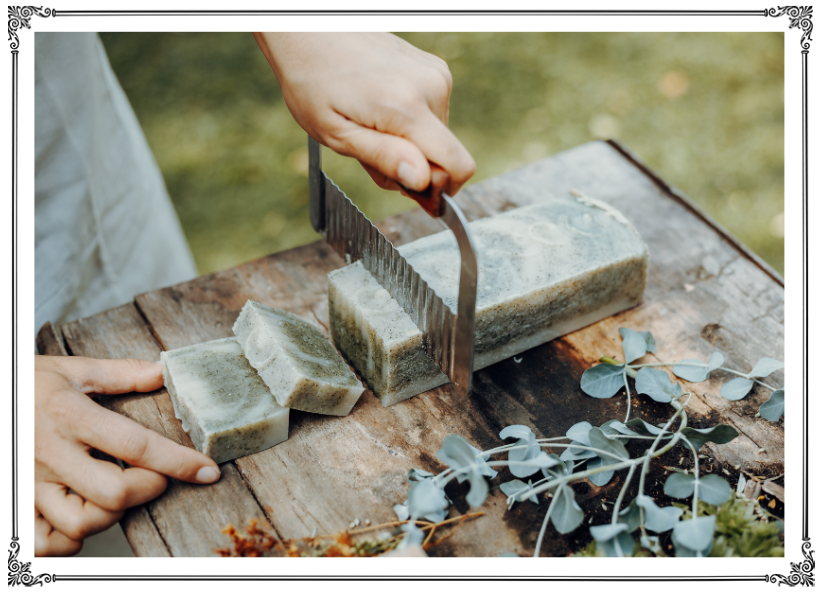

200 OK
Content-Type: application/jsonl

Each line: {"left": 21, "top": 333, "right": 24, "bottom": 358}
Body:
{"left": 232, "top": 300, "right": 365, "bottom": 416}
{"left": 160, "top": 337, "right": 289, "bottom": 463}
{"left": 328, "top": 193, "right": 648, "bottom": 406}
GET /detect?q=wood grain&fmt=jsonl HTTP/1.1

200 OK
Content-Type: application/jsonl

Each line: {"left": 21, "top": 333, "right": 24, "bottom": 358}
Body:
{"left": 59, "top": 304, "right": 274, "bottom": 556}
{"left": 54, "top": 140, "right": 782, "bottom": 556}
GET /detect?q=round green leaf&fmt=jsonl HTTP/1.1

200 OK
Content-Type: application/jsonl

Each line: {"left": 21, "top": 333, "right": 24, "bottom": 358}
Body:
{"left": 721, "top": 377, "right": 754, "bottom": 401}
{"left": 621, "top": 328, "right": 650, "bottom": 364}
{"left": 759, "top": 389, "right": 784, "bottom": 422}
{"left": 747, "top": 357, "right": 784, "bottom": 379}
{"left": 618, "top": 498, "right": 642, "bottom": 533}
{"left": 697, "top": 474, "right": 732, "bottom": 506}
{"left": 664, "top": 472, "right": 697, "bottom": 499}
{"left": 566, "top": 421, "right": 593, "bottom": 445}
{"left": 587, "top": 456, "right": 615, "bottom": 486}
{"left": 635, "top": 367, "right": 682, "bottom": 403}
{"left": 551, "top": 484, "right": 584, "bottom": 534}
{"left": 680, "top": 424, "right": 739, "bottom": 450}
{"left": 673, "top": 359, "right": 710, "bottom": 382}
{"left": 636, "top": 494, "right": 683, "bottom": 533}
{"left": 588, "top": 426, "right": 629, "bottom": 462}
{"left": 672, "top": 515, "right": 715, "bottom": 553}
{"left": 581, "top": 363, "right": 626, "bottom": 399}
{"left": 590, "top": 523, "right": 627, "bottom": 542}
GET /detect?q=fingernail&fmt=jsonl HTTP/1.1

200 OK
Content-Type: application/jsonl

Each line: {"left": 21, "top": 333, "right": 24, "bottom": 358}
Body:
{"left": 196, "top": 466, "right": 220, "bottom": 484}
{"left": 397, "top": 161, "right": 422, "bottom": 189}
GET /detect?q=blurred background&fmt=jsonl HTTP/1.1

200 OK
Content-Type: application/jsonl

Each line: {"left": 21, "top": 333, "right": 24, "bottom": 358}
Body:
{"left": 100, "top": 32, "right": 784, "bottom": 275}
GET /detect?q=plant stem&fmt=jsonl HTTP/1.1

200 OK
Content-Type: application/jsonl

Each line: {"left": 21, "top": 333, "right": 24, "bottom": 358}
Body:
{"left": 526, "top": 404, "right": 688, "bottom": 501}
{"left": 636, "top": 401, "right": 689, "bottom": 542}
{"left": 629, "top": 362, "right": 777, "bottom": 392}
{"left": 533, "top": 484, "right": 562, "bottom": 558}
{"left": 600, "top": 355, "right": 638, "bottom": 378}
{"left": 684, "top": 438, "right": 701, "bottom": 518}
{"left": 622, "top": 369, "right": 632, "bottom": 422}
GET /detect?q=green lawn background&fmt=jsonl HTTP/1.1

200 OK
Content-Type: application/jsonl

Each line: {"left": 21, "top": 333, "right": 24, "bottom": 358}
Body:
{"left": 100, "top": 32, "right": 784, "bottom": 276}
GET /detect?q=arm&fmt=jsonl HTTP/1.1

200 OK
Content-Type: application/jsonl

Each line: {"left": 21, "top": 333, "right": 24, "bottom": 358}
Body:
{"left": 253, "top": 32, "right": 475, "bottom": 197}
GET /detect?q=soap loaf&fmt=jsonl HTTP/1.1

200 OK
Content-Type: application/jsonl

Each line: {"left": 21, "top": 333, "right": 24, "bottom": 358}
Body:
{"left": 160, "top": 337, "right": 289, "bottom": 463}
{"left": 328, "top": 193, "right": 648, "bottom": 406}
{"left": 232, "top": 300, "right": 365, "bottom": 416}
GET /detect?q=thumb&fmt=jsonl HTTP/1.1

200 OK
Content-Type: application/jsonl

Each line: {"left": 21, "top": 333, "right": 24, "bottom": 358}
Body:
{"left": 335, "top": 125, "right": 432, "bottom": 192}
{"left": 53, "top": 357, "right": 165, "bottom": 395}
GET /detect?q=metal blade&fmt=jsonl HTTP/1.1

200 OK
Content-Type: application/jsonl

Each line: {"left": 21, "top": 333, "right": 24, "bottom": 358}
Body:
{"left": 308, "top": 136, "right": 477, "bottom": 394}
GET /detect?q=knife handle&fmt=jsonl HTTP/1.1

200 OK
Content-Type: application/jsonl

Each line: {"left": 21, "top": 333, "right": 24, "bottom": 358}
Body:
{"left": 399, "top": 164, "right": 450, "bottom": 218}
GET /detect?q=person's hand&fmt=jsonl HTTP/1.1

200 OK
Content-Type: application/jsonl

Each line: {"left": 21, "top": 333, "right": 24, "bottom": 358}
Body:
{"left": 254, "top": 32, "right": 475, "bottom": 198}
{"left": 34, "top": 356, "right": 221, "bottom": 557}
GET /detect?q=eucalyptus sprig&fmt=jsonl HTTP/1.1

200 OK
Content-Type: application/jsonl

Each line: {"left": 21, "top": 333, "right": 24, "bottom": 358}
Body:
{"left": 584, "top": 327, "right": 784, "bottom": 422}
{"left": 393, "top": 328, "right": 784, "bottom": 557}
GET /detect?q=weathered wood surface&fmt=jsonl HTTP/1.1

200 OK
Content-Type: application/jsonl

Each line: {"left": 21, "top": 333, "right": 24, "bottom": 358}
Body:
{"left": 43, "top": 140, "right": 784, "bottom": 557}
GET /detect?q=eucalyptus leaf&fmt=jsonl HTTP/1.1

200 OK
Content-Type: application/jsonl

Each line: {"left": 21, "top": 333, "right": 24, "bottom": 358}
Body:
{"left": 598, "top": 531, "right": 637, "bottom": 557}
{"left": 587, "top": 456, "right": 615, "bottom": 486}
{"left": 759, "top": 389, "right": 785, "bottom": 422}
{"left": 510, "top": 452, "right": 557, "bottom": 478}
{"left": 408, "top": 468, "right": 435, "bottom": 483}
{"left": 635, "top": 494, "right": 683, "bottom": 533}
{"left": 560, "top": 444, "right": 597, "bottom": 462}
{"left": 664, "top": 472, "right": 697, "bottom": 499}
{"left": 497, "top": 552, "right": 519, "bottom": 557}
{"left": 603, "top": 420, "right": 639, "bottom": 437}
{"left": 436, "top": 434, "right": 490, "bottom": 507}
{"left": 588, "top": 426, "right": 629, "bottom": 463}
{"left": 696, "top": 474, "right": 732, "bottom": 506}
{"left": 708, "top": 351, "right": 725, "bottom": 371}
{"left": 618, "top": 327, "right": 656, "bottom": 351}
{"left": 625, "top": 418, "right": 670, "bottom": 436}
{"left": 635, "top": 367, "right": 682, "bottom": 403}
{"left": 590, "top": 522, "right": 628, "bottom": 542}
{"left": 581, "top": 363, "right": 626, "bottom": 399}
{"left": 672, "top": 359, "right": 708, "bottom": 382}
{"left": 621, "top": 328, "right": 651, "bottom": 364}
{"left": 393, "top": 503, "right": 410, "bottom": 521}
{"left": 398, "top": 520, "right": 425, "bottom": 549}
{"left": 501, "top": 424, "right": 555, "bottom": 478}
{"left": 721, "top": 377, "right": 754, "bottom": 401}
{"left": 407, "top": 479, "right": 449, "bottom": 521}
{"left": 469, "top": 442, "right": 498, "bottom": 479}
{"left": 640, "top": 533, "right": 663, "bottom": 554}
{"left": 680, "top": 424, "right": 739, "bottom": 450}
{"left": 566, "top": 421, "right": 593, "bottom": 445}
{"left": 747, "top": 357, "right": 784, "bottom": 379}
{"left": 672, "top": 515, "right": 715, "bottom": 554}
{"left": 500, "top": 479, "right": 539, "bottom": 509}
{"left": 551, "top": 484, "right": 584, "bottom": 534}
{"left": 499, "top": 425, "right": 533, "bottom": 441}
{"left": 618, "top": 499, "right": 642, "bottom": 532}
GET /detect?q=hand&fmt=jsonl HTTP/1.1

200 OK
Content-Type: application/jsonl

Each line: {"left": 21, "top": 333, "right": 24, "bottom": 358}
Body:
{"left": 34, "top": 356, "right": 221, "bottom": 556}
{"left": 254, "top": 32, "right": 476, "bottom": 197}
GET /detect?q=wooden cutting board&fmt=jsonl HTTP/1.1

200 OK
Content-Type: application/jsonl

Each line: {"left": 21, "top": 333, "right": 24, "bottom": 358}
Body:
{"left": 36, "top": 140, "right": 784, "bottom": 557}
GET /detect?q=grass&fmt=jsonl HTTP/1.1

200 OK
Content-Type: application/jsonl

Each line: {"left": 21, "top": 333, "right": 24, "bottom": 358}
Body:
{"left": 100, "top": 32, "right": 784, "bottom": 276}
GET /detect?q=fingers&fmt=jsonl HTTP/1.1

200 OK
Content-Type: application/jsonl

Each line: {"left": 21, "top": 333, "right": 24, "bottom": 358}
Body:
{"left": 360, "top": 163, "right": 402, "bottom": 192}
{"left": 330, "top": 112, "right": 475, "bottom": 197}
{"left": 401, "top": 110, "right": 475, "bottom": 197}
{"left": 65, "top": 456, "right": 169, "bottom": 512}
{"left": 70, "top": 399, "right": 220, "bottom": 485}
{"left": 36, "top": 481, "right": 123, "bottom": 541}
{"left": 331, "top": 123, "right": 433, "bottom": 192}
{"left": 35, "top": 509, "right": 82, "bottom": 557}
{"left": 47, "top": 356, "right": 164, "bottom": 395}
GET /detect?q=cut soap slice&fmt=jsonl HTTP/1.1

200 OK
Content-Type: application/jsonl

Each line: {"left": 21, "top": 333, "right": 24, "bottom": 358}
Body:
{"left": 232, "top": 300, "right": 365, "bottom": 416}
{"left": 160, "top": 337, "right": 289, "bottom": 464}
{"left": 329, "top": 192, "right": 649, "bottom": 406}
